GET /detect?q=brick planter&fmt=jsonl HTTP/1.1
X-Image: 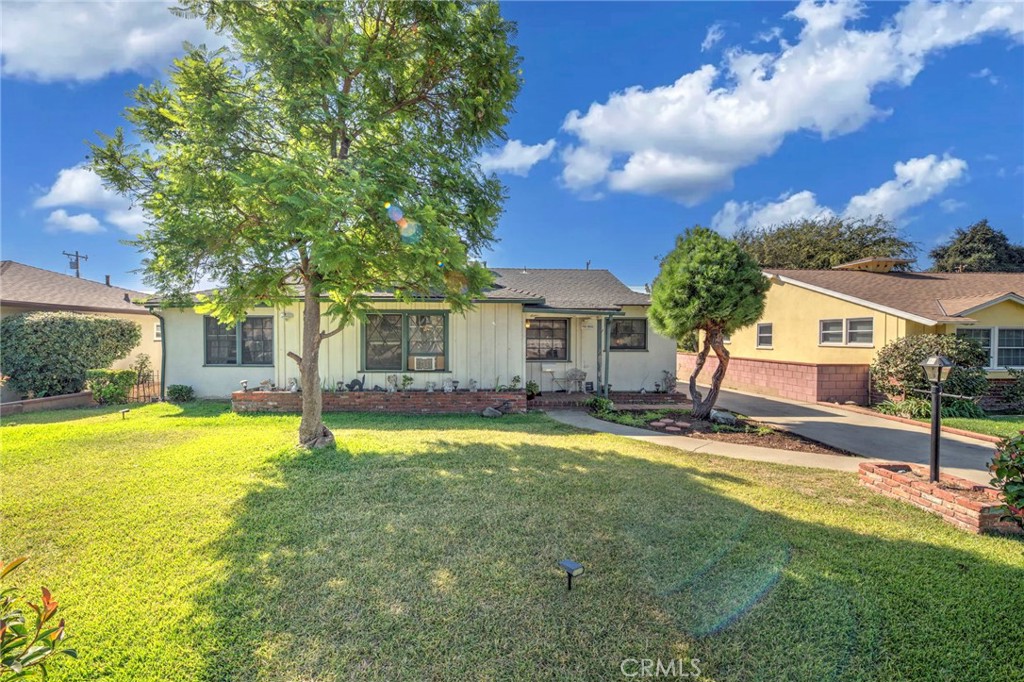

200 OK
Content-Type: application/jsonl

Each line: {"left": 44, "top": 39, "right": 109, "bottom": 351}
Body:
{"left": 232, "top": 389, "right": 526, "bottom": 415}
{"left": 0, "top": 390, "right": 95, "bottom": 416}
{"left": 529, "top": 391, "right": 689, "bottom": 410}
{"left": 859, "top": 462, "right": 1020, "bottom": 535}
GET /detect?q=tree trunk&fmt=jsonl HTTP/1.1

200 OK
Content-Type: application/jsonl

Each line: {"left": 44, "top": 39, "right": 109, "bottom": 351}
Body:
{"left": 296, "top": 281, "right": 335, "bottom": 449}
{"left": 689, "top": 329, "right": 731, "bottom": 420}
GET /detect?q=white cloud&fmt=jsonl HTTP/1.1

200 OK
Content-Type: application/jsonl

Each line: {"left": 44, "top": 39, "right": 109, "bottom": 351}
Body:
{"left": 844, "top": 154, "right": 968, "bottom": 219}
{"left": 940, "top": 198, "right": 967, "bottom": 213}
{"left": 970, "top": 67, "right": 999, "bottom": 84}
{"left": 701, "top": 23, "right": 725, "bottom": 52}
{"left": 44, "top": 209, "right": 104, "bottom": 234}
{"left": 754, "top": 26, "right": 784, "bottom": 44}
{"left": 712, "top": 153, "right": 967, "bottom": 232}
{"left": 1, "top": 1, "right": 225, "bottom": 82}
{"left": 35, "top": 165, "right": 149, "bottom": 234}
{"left": 560, "top": 0, "right": 1022, "bottom": 204}
{"left": 478, "top": 139, "right": 556, "bottom": 176}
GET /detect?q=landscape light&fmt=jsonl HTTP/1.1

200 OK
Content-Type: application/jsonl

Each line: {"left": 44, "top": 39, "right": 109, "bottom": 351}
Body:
{"left": 240, "top": 380, "right": 249, "bottom": 392}
{"left": 558, "top": 559, "right": 584, "bottom": 591}
{"left": 920, "top": 354, "right": 954, "bottom": 483}
{"left": 119, "top": 409, "right": 130, "bottom": 420}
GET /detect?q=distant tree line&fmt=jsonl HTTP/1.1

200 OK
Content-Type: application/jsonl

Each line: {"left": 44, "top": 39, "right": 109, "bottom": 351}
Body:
{"left": 733, "top": 216, "right": 1023, "bottom": 272}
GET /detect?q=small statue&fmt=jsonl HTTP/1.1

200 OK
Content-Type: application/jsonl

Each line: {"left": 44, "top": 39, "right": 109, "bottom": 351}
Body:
{"left": 442, "top": 378, "right": 456, "bottom": 393}
{"left": 425, "top": 381, "right": 436, "bottom": 393}
{"left": 239, "top": 380, "right": 249, "bottom": 392}
{"left": 259, "top": 379, "right": 274, "bottom": 391}
{"left": 336, "top": 380, "right": 347, "bottom": 392}
{"left": 373, "top": 385, "right": 384, "bottom": 392}
{"left": 468, "top": 379, "right": 478, "bottom": 393}
{"left": 386, "top": 374, "right": 399, "bottom": 393}
{"left": 288, "top": 378, "right": 299, "bottom": 393}
{"left": 345, "top": 375, "right": 366, "bottom": 392}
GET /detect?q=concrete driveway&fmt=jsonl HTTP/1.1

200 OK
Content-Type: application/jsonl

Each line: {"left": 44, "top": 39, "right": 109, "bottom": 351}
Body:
{"left": 713, "top": 388, "right": 997, "bottom": 485}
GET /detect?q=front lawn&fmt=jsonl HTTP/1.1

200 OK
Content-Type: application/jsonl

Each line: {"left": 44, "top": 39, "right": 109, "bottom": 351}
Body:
{"left": 938, "top": 414, "right": 1024, "bottom": 439}
{"left": 2, "top": 403, "right": 1021, "bottom": 681}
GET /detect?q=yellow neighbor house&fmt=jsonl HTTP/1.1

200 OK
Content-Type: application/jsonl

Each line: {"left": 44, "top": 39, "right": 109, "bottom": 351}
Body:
{"left": 678, "top": 257, "right": 1024, "bottom": 407}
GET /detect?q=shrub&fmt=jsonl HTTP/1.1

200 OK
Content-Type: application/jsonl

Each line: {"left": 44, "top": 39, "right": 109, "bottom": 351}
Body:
{"left": 525, "top": 380, "right": 540, "bottom": 398}
{"left": 166, "top": 384, "right": 195, "bottom": 402}
{"left": 129, "top": 353, "right": 154, "bottom": 384}
{"left": 988, "top": 432, "right": 1024, "bottom": 529}
{"left": 875, "top": 396, "right": 986, "bottom": 420}
{"left": 870, "top": 334, "right": 989, "bottom": 407}
{"left": 1003, "top": 367, "right": 1024, "bottom": 413}
{"left": 0, "top": 312, "right": 140, "bottom": 397}
{"left": 584, "top": 396, "right": 614, "bottom": 414}
{"left": 85, "top": 369, "right": 138, "bottom": 405}
{"left": 0, "top": 556, "right": 76, "bottom": 677}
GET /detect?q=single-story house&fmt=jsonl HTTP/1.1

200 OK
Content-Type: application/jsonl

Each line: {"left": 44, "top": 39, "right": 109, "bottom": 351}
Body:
{"left": 149, "top": 268, "right": 677, "bottom": 399}
{"left": 678, "top": 257, "right": 1024, "bottom": 406}
{"left": 0, "top": 260, "right": 162, "bottom": 401}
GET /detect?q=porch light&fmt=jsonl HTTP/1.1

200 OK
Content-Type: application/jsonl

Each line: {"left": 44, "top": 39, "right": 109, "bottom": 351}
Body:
{"left": 525, "top": 319, "right": 531, "bottom": 329}
{"left": 558, "top": 559, "right": 584, "bottom": 591}
{"left": 920, "top": 354, "right": 954, "bottom": 483}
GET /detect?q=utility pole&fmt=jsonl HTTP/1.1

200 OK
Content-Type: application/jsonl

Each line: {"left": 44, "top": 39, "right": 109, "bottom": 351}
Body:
{"left": 62, "top": 250, "right": 88, "bottom": 278}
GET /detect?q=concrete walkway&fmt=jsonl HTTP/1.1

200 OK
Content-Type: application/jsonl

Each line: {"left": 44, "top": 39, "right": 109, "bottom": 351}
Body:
{"left": 547, "top": 388, "right": 997, "bottom": 484}
{"left": 546, "top": 410, "right": 863, "bottom": 474}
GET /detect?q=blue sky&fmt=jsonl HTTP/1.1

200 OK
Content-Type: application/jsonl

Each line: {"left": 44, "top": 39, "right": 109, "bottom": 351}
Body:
{"left": 2, "top": 1, "right": 1022, "bottom": 291}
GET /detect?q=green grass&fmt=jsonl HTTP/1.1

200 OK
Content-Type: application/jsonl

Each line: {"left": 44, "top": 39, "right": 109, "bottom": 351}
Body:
{"left": 935, "top": 414, "right": 1024, "bottom": 439}
{"left": 2, "top": 402, "right": 1022, "bottom": 681}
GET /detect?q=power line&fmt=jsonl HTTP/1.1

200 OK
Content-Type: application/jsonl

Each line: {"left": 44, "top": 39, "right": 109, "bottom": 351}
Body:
{"left": 62, "top": 250, "right": 88, "bottom": 278}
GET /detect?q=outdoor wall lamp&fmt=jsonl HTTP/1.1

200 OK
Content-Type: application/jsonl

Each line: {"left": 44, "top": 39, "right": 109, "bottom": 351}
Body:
{"left": 921, "top": 354, "right": 954, "bottom": 483}
{"left": 559, "top": 559, "right": 584, "bottom": 591}
{"left": 525, "top": 319, "right": 532, "bottom": 329}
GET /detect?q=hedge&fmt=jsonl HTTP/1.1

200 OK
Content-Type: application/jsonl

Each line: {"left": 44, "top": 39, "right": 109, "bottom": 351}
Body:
{"left": 869, "top": 334, "right": 989, "bottom": 405}
{"left": 86, "top": 369, "right": 138, "bottom": 405}
{"left": 0, "top": 312, "right": 141, "bottom": 397}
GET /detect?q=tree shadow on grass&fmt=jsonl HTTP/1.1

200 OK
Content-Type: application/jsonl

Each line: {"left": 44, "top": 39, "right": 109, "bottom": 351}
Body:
{"left": 188, "top": 428, "right": 1024, "bottom": 681}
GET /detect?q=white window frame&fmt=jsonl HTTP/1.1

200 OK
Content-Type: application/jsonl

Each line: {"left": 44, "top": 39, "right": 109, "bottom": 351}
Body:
{"left": 819, "top": 319, "right": 844, "bottom": 346}
{"left": 154, "top": 321, "right": 162, "bottom": 342}
{"left": 756, "top": 323, "right": 773, "bottom": 349}
{"left": 955, "top": 326, "right": 995, "bottom": 369}
{"left": 845, "top": 317, "right": 874, "bottom": 347}
{"left": 996, "top": 327, "right": 1024, "bottom": 369}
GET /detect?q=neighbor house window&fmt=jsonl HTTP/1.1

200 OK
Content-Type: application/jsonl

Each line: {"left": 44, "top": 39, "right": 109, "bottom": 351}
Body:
{"left": 997, "top": 328, "right": 1024, "bottom": 367}
{"left": 610, "top": 318, "right": 647, "bottom": 350}
{"left": 756, "top": 323, "right": 773, "bottom": 348}
{"left": 362, "top": 313, "right": 448, "bottom": 371}
{"left": 819, "top": 319, "right": 844, "bottom": 345}
{"left": 154, "top": 321, "right": 162, "bottom": 342}
{"left": 846, "top": 318, "right": 874, "bottom": 345}
{"left": 204, "top": 316, "right": 274, "bottom": 366}
{"left": 956, "top": 328, "right": 994, "bottom": 367}
{"left": 527, "top": 318, "right": 569, "bottom": 361}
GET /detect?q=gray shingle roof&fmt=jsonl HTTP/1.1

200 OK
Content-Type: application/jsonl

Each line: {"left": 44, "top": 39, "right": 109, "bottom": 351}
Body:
{"left": 0, "top": 261, "right": 150, "bottom": 315}
{"left": 489, "top": 268, "right": 650, "bottom": 311}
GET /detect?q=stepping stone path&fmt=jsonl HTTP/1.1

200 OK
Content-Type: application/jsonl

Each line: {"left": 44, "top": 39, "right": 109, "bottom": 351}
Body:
{"left": 650, "top": 421, "right": 668, "bottom": 427}
{"left": 665, "top": 426, "right": 682, "bottom": 432}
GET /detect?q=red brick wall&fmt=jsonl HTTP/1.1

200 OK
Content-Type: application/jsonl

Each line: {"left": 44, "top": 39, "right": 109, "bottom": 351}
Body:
{"left": 232, "top": 390, "right": 527, "bottom": 414}
{"left": 0, "top": 390, "right": 96, "bottom": 416}
{"left": 859, "top": 462, "right": 1020, "bottom": 535}
{"left": 529, "top": 391, "right": 689, "bottom": 409}
{"left": 676, "top": 352, "right": 870, "bottom": 405}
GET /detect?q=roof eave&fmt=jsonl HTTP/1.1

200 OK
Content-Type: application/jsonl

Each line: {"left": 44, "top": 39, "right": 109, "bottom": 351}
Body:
{"left": 767, "top": 273, "right": 940, "bottom": 326}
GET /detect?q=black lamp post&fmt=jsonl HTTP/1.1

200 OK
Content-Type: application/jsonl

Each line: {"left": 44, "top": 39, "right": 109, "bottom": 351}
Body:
{"left": 920, "top": 354, "right": 954, "bottom": 483}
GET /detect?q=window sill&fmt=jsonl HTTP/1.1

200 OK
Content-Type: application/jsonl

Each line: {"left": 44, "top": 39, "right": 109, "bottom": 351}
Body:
{"left": 756, "top": 346, "right": 773, "bottom": 350}
{"left": 203, "top": 364, "right": 274, "bottom": 368}
{"left": 846, "top": 343, "right": 875, "bottom": 348}
{"left": 359, "top": 369, "right": 453, "bottom": 374}
{"left": 527, "top": 359, "right": 571, "bottom": 363}
{"left": 610, "top": 348, "right": 648, "bottom": 352}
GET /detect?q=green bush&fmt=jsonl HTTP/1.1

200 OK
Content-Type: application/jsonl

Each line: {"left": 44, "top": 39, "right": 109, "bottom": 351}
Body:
{"left": 1, "top": 556, "right": 76, "bottom": 677}
{"left": 875, "top": 396, "right": 986, "bottom": 420}
{"left": 988, "top": 432, "right": 1024, "bottom": 530}
{"left": 584, "top": 396, "right": 614, "bottom": 414}
{"left": 85, "top": 369, "right": 137, "bottom": 405}
{"left": 0, "top": 312, "right": 140, "bottom": 397}
{"left": 870, "top": 334, "right": 989, "bottom": 407}
{"left": 166, "top": 384, "right": 195, "bottom": 402}
{"left": 1003, "top": 367, "right": 1024, "bottom": 413}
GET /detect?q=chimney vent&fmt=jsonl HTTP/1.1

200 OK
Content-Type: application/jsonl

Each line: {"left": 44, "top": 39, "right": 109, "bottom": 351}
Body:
{"left": 105, "top": 275, "right": 111, "bottom": 286}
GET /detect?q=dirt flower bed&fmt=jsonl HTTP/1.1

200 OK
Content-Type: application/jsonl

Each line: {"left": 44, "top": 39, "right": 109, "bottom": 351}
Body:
{"left": 595, "top": 409, "right": 853, "bottom": 456}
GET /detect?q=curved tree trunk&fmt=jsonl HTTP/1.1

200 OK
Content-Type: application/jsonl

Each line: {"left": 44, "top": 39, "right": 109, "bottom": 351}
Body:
{"left": 688, "top": 328, "right": 731, "bottom": 420}
{"left": 295, "top": 280, "right": 335, "bottom": 449}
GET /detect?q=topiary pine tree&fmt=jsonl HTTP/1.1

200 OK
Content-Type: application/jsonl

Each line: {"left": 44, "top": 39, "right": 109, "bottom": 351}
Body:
{"left": 90, "top": 1, "right": 522, "bottom": 448}
{"left": 649, "top": 227, "right": 769, "bottom": 420}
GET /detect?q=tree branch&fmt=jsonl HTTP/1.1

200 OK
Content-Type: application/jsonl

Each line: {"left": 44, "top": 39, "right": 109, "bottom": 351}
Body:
{"left": 287, "top": 351, "right": 302, "bottom": 365}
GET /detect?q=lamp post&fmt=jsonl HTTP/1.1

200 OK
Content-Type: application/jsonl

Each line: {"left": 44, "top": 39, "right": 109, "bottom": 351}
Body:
{"left": 920, "top": 354, "right": 954, "bottom": 483}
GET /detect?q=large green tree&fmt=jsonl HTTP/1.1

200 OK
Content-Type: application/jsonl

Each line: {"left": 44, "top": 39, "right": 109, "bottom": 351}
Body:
{"left": 929, "top": 219, "right": 1024, "bottom": 272}
{"left": 91, "top": 1, "right": 521, "bottom": 447}
{"left": 734, "top": 216, "right": 917, "bottom": 269}
{"left": 649, "top": 227, "right": 769, "bottom": 420}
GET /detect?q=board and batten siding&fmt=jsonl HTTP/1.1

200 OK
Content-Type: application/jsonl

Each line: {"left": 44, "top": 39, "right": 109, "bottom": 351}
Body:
{"left": 162, "top": 302, "right": 526, "bottom": 398}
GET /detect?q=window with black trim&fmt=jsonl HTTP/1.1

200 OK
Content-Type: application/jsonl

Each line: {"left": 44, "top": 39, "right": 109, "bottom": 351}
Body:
{"left": 204, "top": 316, "right": 274, "bottom": 366}
{"left": 756, "top": 323, "right": 773, "bottom": 348}
{"left": 363, "top": 313, "right": 448, "bottom": 371}
{"left": 526, "top": 318, "right": 569, "bottom": 361}
{"left": 610, "top": 318, "right": 647, "bottom": 350}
